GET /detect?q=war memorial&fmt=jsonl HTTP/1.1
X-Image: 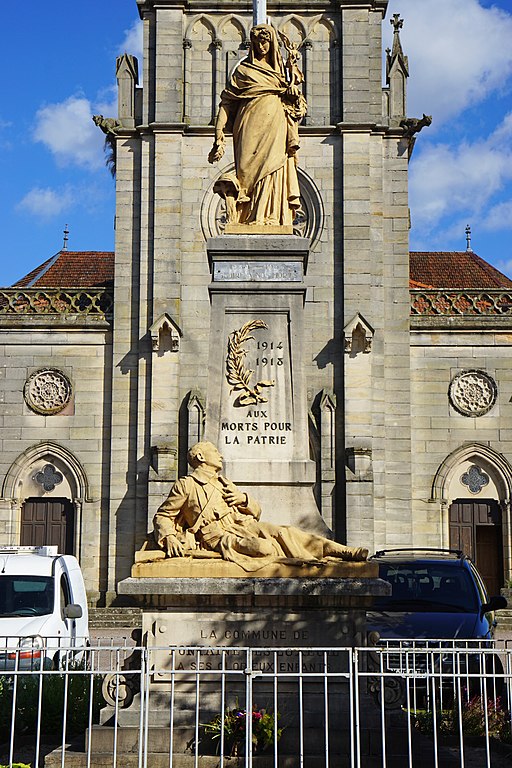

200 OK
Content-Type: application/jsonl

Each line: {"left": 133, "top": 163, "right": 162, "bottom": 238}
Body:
{"left": 92, "top": 0, "right": 401, "bottom": 760}
{"left": 4, "top": 0, "right": 512, "bottom": 763}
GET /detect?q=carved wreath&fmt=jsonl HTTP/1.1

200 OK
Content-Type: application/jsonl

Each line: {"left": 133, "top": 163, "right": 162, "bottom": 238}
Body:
{"left": 226, "top": 320, "right": 275, "bottom": 407}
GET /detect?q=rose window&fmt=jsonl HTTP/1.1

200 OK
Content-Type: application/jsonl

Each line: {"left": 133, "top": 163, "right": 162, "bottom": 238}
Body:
{"left": 24, "top": 369, "right": 72, "bottom": 415}
{"left": 448, "top": 370, "right": 497, "bottom": 417}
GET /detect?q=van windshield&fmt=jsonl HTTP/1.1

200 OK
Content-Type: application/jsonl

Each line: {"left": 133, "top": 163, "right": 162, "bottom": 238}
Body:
{"left": 0, "top": 576, "right": 54, "bottom": 617}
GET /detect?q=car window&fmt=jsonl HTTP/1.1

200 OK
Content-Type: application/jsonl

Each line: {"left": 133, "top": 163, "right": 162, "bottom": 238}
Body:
{"left": 0, "top": 576, "right": 54, "bottom": 617}
{"left": 469, "top": 562, "right": 488, "bottom": 604}
{"left": 373, "top": 562, "right": 479, "bottom": 612}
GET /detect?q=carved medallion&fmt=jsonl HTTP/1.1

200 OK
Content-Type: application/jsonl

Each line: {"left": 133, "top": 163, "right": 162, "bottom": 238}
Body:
{"left": 226, "top": 320, "right": 275, "bottom": 407}
{"left": 449, "top": 370, "right": 497, "bottom": 417}
{"left": 24, "top": 369, "right": 72, "bottom": 415}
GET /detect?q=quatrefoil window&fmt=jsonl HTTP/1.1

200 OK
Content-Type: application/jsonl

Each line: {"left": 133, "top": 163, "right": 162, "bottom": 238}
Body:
{"left": 460, "top": 465, "right": 489, "bottom": 495}
{"left": 34, "top": 464, "right": 63, "bottom": 492}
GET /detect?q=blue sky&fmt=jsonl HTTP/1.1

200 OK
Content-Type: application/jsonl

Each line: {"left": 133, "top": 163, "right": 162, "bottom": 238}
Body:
{"left": 1, "top": 0, "right": 511, "bottom": 286}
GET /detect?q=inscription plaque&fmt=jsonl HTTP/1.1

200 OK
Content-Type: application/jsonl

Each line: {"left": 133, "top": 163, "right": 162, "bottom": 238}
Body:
{"left": 214, "top": 261, "right": 302, "bottom": 282}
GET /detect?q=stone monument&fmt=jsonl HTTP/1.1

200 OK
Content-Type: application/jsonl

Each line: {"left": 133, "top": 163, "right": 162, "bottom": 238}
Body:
{"left": 117, "top": 8, "right": 384, "bottom": 677}
{"left": 112, "top": 8, "right": 389, "bottom": 764}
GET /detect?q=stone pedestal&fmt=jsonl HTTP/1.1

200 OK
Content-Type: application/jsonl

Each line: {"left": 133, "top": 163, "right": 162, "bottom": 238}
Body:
{"left": 206, "top": 236, "right": 326, "bottom": 533}
{"left": 85, "top": 570, "right": 390, "bottom": 762}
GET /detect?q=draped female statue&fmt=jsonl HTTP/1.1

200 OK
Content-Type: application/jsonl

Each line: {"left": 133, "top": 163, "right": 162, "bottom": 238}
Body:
{"left": 208, "top": 25, "right": 307, "bottom": 232}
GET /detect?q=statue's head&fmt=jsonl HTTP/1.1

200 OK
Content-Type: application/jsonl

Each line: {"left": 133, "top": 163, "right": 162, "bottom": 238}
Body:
{"left": 249, "top": 24, "right": 284, "bottom": 75}
{"left": 187, "top": 441, "right": 223, "bottom": 471}
{"left": 251, "top": 25, "right": 272, "bottom": 44}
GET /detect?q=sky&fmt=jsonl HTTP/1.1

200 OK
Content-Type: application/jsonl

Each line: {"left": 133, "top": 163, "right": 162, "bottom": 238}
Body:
{"left": 1, "top": 0, "right": 511, "bottom": 286}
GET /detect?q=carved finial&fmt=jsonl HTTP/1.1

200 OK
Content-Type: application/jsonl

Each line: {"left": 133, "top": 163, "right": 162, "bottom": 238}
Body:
{"left": 386, "top": 13, "right": 408, "bottom": 89}
{"left": 391, "top": 13, "right": 404, "bottom": 33}
{"left": 63, "top": 225, "right": 69, "bottom": 251}
{"left": 466, "top": 224, "right": 472, "bottom": 252}
{"left": 390, "top": 14, "right": 405, "bottom": 59}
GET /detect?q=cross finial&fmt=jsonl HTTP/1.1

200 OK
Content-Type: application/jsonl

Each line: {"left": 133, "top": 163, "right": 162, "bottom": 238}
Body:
{"left": 465, "top": 224, "right": 472, "bottom": 252}
{"left": 63, "top": 224, "right": 69, "bottom": 251}
{"left": 391, "top": 13, "right": 404, "bottom": 33}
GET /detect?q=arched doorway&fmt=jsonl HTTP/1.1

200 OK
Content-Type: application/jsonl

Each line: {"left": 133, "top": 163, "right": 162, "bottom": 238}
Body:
{"left": 2, "top": 442, "right": 89, "bottom": 559}
{"left": 432, "top": 443, "right": 512, "bottom": 594}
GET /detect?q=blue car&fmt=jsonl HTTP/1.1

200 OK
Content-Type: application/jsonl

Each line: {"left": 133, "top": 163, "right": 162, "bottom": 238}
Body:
{"left": 367, "top": 548, "right": 507, "bottom": 640}
{"left": 366, "top": 549, "right": 508, "bottom": 703}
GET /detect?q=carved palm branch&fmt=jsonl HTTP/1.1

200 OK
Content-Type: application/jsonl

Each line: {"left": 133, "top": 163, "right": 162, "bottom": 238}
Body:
{"left": 226, "top": 320, "right": 275, "bottom": 407}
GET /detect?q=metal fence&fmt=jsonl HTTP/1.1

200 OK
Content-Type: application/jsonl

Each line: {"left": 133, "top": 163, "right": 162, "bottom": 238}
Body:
{"left": 1, "top": 640, "right": 511, "bottom": 768}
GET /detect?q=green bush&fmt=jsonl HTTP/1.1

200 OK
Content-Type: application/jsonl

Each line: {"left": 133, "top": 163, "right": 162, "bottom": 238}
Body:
{"left": 0, "top": 668, "right": 104, "bottom": 736}
{"left": 0, "top": 764, "right": 31, "bottom": 768}
{"left": 411, "top": 695, "right": 511, "bottom": 742}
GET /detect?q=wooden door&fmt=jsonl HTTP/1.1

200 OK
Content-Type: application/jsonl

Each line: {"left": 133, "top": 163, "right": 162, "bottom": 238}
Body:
{"left": 449, "top": 499, "right": 503, "bottom": 594}
{"left": 21, "top": 498, "right": 74, "bottom": 554}
{"left": 475, "top": 526, "right": 502, "bottom": 597}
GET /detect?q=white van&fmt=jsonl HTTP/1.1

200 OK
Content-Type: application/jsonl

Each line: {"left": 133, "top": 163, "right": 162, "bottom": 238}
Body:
{"left": 0, "top": 545, "right": 89, "bottom": 669}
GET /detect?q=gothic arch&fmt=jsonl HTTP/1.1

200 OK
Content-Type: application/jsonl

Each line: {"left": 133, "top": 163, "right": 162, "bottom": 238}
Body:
{"left": 217, "top": 14, "right": 248, "bottom": 42}
{"left": 185, "top": 14, "right": 216, "bottom": 41}
{"left": 432, "top": 443, "right": 512, "bottom": 587}
{"left": 2, "top": 441, "right": 90, "bottom": 503}
{"left": 431, "top": 443, "right": 512, "bottom": 504}
{"left": 309, "top": 15, "right": 337, "bottom": 39}
{"left": 278, "top": 15, "right": 307, "bottom": 41}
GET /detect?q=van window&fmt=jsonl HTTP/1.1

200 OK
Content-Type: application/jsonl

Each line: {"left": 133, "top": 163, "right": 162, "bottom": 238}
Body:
{"left": 0, "top": 576, "right": 54, "bottom": 617}
{"left": 60, "top": 574, "right": 71, "bottom": 617}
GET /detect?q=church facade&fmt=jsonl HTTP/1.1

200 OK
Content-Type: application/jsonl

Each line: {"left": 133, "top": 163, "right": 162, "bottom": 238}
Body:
{"left": 1, "top": 0, "right": 511, "bottom": 603}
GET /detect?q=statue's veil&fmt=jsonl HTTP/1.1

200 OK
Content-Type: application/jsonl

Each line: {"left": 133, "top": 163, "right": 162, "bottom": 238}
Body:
{"left": 247, "top": 24, "right": 286, "bottom": 78}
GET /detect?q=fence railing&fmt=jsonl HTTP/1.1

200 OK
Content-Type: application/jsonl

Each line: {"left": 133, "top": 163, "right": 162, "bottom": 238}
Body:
{"left": 410, "top": 289, "right": 512, "bottom": 316}
{"left": 0, "top": 641, "right": 511, "bottom": 768}
{"left": 0, "top": 287, "right": 113, "bottom": 316}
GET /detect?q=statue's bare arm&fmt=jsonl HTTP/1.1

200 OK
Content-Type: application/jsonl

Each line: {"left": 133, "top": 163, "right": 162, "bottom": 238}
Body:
{"left": 208, "top": 104, "right": 229, "bottom": 164}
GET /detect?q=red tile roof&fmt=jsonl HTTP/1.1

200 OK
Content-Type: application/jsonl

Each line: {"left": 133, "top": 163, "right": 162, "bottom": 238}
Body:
{"left": 409, "top": 251, "right": 512, "bottom": 289}
{"left": 13, "top": 251, "right": 115, "bottom": 288}
{"left": 12, "top": 249, "right": 512, "bottom": 292}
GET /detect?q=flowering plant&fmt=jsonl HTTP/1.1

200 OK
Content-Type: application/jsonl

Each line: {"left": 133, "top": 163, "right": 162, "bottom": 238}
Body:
{"left": 201, "top": 706, "right": 282, "bottom": 755}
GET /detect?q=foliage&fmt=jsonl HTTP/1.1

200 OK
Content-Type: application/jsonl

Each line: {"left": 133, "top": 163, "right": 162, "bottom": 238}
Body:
{"left": 0, "top": 764, "right": 31, "bottom": 768}
{"left": 199, "top": 706, "right": 282, "bottom": 756}
{"left": 411, "top": 695, "right": 511, "bottom": 742}
{"left": 0, "top": 666, "right": 104, "bottom": 736}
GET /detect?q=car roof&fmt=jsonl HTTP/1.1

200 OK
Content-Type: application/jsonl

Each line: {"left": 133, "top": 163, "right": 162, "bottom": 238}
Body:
{"left": 370, "top": 548, "right": 469, "bottom": 564}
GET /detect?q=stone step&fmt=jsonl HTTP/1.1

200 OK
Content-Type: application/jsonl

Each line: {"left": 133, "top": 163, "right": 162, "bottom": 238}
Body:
{"left": 496, "top": 611, "right": 512, "bottom": 631}
{"left": 88, "top": 607, "right": 142, "bottom": 629}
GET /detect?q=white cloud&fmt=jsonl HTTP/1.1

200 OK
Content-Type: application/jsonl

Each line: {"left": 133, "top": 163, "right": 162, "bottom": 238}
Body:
{"left": 481, "top": 200, "right": 512, "bottom": 232}
{"left": 494, "top": 258, "right": 512, "bottom": 279}
{"left": 33, "top": 96, "right": 104, "bottom": 169}
{"left": 17, "top": 186, "right": 75, "bottom": 218}
{"left": 409, "top": 112, "right": 512, "bottom": 231}
{"left": 118, "top": 19, "right": 143, "bottom": 70}
{"left": 386, "top": 0, "right": 512, "bottom": 125}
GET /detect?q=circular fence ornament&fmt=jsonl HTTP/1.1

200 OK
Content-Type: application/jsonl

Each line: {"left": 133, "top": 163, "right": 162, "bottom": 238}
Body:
{"left": 449, "top": 370, "right": 497, "bottom": 417}
{"left": 24, "top": 369, "right": 72, "bottom": 415}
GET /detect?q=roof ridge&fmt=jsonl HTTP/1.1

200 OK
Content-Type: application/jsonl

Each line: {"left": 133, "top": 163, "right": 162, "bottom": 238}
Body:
{"left": 24, "top": 250, "right": 62, "bottom": 287}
